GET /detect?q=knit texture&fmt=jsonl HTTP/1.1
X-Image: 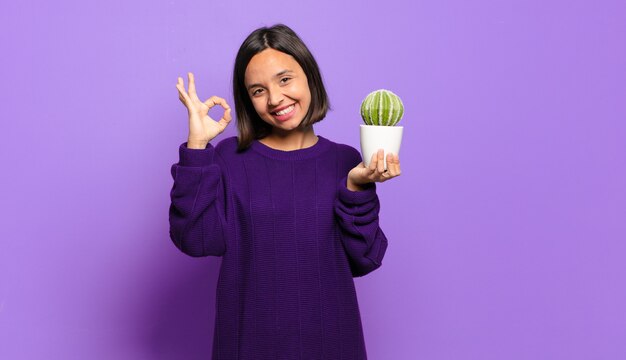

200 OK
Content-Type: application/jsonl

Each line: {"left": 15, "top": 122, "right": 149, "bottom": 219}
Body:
{"left": 168, "top": 135, "right": 388, "bottom": 360}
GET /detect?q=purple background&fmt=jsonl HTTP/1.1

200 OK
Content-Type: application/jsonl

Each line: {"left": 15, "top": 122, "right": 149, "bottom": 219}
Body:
{"left": 1, "top": 0, "right": 625, "bottom": 359}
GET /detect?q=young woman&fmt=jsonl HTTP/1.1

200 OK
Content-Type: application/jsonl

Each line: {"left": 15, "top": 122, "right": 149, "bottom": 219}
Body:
{"left": 170, "top": 23, "right": 401, "bottom": 359}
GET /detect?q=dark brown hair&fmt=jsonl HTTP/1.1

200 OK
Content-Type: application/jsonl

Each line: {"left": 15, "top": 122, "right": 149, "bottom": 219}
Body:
{"left": 232, "top": 23, "right": 330, "bottom": 151}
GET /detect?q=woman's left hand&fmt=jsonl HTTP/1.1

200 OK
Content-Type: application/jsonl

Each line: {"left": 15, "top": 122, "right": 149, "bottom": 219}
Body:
{"left": 347, "top": 149, "right": 401, "bottom": 190}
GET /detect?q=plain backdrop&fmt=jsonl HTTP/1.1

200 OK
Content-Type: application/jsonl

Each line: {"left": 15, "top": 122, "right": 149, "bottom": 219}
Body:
{"left": 1, "top": 0, "right": 625, "bottom": 359}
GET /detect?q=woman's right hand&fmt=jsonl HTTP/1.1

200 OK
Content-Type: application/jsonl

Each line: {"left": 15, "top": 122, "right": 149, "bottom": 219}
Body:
{"left": 176, "top": 72, "right": 232, "bottom": 148}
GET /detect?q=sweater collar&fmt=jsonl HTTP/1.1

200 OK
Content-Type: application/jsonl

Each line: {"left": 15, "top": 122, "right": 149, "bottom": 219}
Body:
{"left": 250, "top": 135, "right": 331, "bottom": 160}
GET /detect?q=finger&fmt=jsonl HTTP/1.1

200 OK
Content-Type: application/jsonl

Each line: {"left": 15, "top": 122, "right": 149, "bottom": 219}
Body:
{"left": 387, "top": 153, "right": 397, "bottom": 177}
{"left": 218, "top": 107, "right": 233, "bottom": 128}
{"left": 393, "top": 153, "right": 401, "bottom": 176}
{"left": 377, "top": 149, "right": 385, "bottom": 174}
{"left": 209, "top": 96, "right": 231, "bottom": 110}
{"left": 204, "top": 96, "right": 231, "bottom": 110}
{"left": 396, "top": 154, "right": 402, "bottom": 176}
{"left": 177, "top": 81, "right": 186, "bottom": 100}
{"left": 381, "top": 154, "right": 393, "bottom": 181}
{"left": 187, "top": 72, "right": 199, "bottom": 99}
{"left": 368, "top": 152, "right": 378, "bottom": 172}
{"left": 176, "top": 77, "right": 191, "bottom": 103}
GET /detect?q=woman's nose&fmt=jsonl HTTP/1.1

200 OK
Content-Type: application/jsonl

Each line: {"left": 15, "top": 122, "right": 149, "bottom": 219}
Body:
{"left": 267, "top": 87, "right": 284, "bottom": 107}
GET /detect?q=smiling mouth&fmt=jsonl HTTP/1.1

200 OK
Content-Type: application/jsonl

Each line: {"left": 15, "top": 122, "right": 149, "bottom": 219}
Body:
{"left": 271, "top": 104, "right": 296, "bottom": 115}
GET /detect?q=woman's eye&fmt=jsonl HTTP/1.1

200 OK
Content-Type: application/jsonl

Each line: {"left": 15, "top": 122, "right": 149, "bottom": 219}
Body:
{"left": 280, "top": 77, "right": 291, "bottom": 83}
{"left": 252, "top": 89, "right": 262, "bottom": 96}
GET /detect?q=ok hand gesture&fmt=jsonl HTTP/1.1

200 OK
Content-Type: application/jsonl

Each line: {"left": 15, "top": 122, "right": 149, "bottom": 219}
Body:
{"left": 176, "top": 72, "right": 232, "bottom": 147}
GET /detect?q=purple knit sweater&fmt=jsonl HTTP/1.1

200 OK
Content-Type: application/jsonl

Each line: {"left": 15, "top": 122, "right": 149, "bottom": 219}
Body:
{"left": 168, "top": 134, "right": 388, "bottom": 360}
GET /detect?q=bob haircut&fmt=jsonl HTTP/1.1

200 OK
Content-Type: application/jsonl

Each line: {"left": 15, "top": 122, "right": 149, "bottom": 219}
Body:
{"left": 232, "top": 23, "right": 330, "bottom": 151}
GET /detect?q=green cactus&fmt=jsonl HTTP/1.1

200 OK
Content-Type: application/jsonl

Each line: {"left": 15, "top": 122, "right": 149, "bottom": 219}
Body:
{"left": 360, "top": 89, "right": 404, "bottom": 126}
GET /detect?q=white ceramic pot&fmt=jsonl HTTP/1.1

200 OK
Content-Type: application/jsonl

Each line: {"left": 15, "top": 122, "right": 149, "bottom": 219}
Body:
{"left": 359, "top": 124, "right": 404, "bottom": 170}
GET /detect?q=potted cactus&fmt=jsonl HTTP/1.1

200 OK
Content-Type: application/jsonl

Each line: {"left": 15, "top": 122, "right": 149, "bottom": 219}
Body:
{"left": 359, "top": 89, "right": 405, "bottom": 170}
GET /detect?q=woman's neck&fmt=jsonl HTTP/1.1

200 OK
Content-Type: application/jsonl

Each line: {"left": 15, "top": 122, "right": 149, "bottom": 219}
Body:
{"left": 259, "top": 127, "right": 318, "bottom": 151}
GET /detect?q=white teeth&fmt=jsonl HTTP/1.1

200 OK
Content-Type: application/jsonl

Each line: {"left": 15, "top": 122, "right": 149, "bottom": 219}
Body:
{"left": 274, "top": 104, "right": 295, "bottom": 116}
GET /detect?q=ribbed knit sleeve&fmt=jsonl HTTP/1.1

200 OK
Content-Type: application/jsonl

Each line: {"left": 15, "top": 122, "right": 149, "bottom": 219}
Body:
{"left": 334, "top": 148, "right": 389, "bottom": 277}
{"left": 168, "top": 141, "right": 229, "bottom": 257}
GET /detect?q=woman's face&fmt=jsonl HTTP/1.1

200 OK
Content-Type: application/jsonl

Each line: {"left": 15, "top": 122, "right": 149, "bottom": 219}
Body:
{"left": 244, "top": 48, "right": 312, "bottom": 133}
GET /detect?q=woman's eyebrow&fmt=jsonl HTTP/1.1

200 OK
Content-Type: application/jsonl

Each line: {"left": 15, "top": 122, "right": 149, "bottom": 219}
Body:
{"left": 275, "top": 69, "right": 294, "bottom": 77}
{"left": 247, "top": 69, "right": 294, "bottom": 89}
